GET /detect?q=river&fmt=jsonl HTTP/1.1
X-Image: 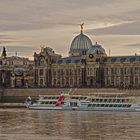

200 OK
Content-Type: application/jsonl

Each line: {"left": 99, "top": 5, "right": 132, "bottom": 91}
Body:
{"left": 0, "top": 109, "right": 140, "bottom": 140}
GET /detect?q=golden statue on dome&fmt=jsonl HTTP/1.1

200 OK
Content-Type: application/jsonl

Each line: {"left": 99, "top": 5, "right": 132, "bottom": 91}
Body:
{"left": 80, "top": 23, "right": 84, "bottom": 33}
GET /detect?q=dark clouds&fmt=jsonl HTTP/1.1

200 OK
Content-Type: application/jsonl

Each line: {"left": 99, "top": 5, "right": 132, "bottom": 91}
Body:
{"left": 0, "top": 0, "right": 140, "bottom": 31}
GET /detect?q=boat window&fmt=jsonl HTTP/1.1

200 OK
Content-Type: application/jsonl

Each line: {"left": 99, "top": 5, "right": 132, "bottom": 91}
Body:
{"left": 117, "top": 99, "right": 120, "bottom": 103}
{"left": 101, "top": 104, "right": 105, "bottom": 107}
{"left": 80, "top": 97, "right": 85, "bottom": 100}
{"left": 109, "top": 104, "right": 113, "bottom": 107}
{"left": 92, "top": 99, "right": 95, "bottom": 102}
{"left": 122, "top": 99, "right": 125, "bottom": 102}
{"left": 126, "top": 99, "right": 129, "bottom": 102}
{"left": 96, "top": 99, "right": 99, "bottom": 102}
{"left": 61, "top": 102, "right": 64, "bottom": 105}
{"left": 95, "top": 104, "right": 98, "bottom": 107}
{"left": 127, "top": 104, "right": 131, "bottom": 107}
{"left": 113, "top": 99, "right": 116, "bottom": 102}
{"left": 48, "top": 97, "right": 51, "bottom": 99}
{"left": 70, "top": 102, "right": 77, "bottom": 107}
{"left": 94, "top": 104, "right": 97, "bottom": 107}
{"left": 114, "top": 104, "right": 117, "bottom": 107}
{"left": 52, "top": 97, "right": 55, "bottom": 99}
{"left": 100, "top": 99, "right": 103, "bottom": 102}
{"left": 118, "top": 104, "right": 122, "bottom": 107}
{"left": 122, "top": 104, "right": 126, "bottom": 107}
{"left": 56, "top": 97, "right": 59, "bottom": 99}
{"left": 92, "top": 104, "right": 96, "bottom": 107}
{"left": 88, "top": 104, "right": 92, "bottom": 107}
{"left": 96, "top": 104, "right": 100, "bottom": 107}
{"left": 104, "top": 104, "right": 109, "bottom": 107}
{"left": 45, "top": 101, "right": 49, "bottom": 104}
{"left": 104, "top": 99, "right": 107, "bottom": 102}
{"left": 108, "top": 99, "right": 112, "bottom": 102}
{"left": 44, "top": 97, "right": 48, "bottom": 99}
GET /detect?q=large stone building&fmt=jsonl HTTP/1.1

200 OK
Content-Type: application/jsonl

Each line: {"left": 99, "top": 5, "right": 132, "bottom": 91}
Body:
{"left": 0, "top": 47, "right": 34, "bottom": 88}
{"left": 34, "top": 25, "right": 140, "bottom": 88}
{"left": 1, "top": 25, "right": 140, "bottom": 88}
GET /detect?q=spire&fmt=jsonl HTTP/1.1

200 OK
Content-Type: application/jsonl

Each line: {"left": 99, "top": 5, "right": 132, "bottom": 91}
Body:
{"left": 1, "top": 46, "right": 7, "bottom": 58}
{"left": 80, "top": 23, "right": 84, "bottom": 33}
{"left": 109, "top": 48, "right": 111, "bottom": 56}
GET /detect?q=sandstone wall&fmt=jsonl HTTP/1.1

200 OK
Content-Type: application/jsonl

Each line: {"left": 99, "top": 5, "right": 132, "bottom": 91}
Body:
{"left": 0, "top": 88, "right": 140, "bottom": 103}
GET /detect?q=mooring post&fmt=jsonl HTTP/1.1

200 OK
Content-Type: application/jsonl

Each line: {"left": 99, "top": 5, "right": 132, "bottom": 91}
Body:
{"left": 0, "top": 87, "right": 4, "bottom": 103}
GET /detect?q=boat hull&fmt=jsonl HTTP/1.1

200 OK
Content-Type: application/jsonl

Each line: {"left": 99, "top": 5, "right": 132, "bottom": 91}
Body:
{"left": 28, "top": 106, "right": 140, "bottom": 112}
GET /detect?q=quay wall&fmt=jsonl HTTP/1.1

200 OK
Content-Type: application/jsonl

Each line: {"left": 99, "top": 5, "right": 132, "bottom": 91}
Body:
{"left": 0, "top": 88, "right": 140, "bottom": 103}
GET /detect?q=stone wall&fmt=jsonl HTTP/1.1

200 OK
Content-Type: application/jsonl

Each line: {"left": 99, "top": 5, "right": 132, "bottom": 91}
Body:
{"left": 0, "top": 88, "right": 140, "bottom": 103}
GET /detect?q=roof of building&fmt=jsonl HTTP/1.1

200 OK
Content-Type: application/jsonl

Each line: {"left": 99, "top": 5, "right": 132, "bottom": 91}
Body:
{"left": 70, "top": 32, "right": 92, "bottom": 51}
{"left": 102, "top": 55, "right": 140, "bottom": 63}
{"left": 52, "top": 56, "right": 82, "bottom": 64}
{"left": 52, "top": 55, "right": 140, "bottom": 64}
{"left": 88, "top": 42, "right": 106, "bottom": 55}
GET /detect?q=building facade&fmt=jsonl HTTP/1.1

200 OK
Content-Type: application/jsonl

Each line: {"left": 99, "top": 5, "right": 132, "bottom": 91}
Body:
{"left": 0, "top": 47, "right": 34, "bottom": 88}
{"left": 1, "top": 25, "right": 140, "bottom": 88}
{"left": 34, "top": 26, "right": 140, "bottom": 88}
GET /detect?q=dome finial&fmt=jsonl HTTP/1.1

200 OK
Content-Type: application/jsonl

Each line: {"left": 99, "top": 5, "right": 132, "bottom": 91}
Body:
{"left": 80, "top": 23, "right": 84, "bottom": 33}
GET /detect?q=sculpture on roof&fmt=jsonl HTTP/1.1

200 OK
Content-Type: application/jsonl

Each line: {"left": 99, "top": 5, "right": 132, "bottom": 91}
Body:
{"left": 1, "top": 46, "right": 7, "bottom": 58}
{"left": 80, "top": 23, "right": 84, "bottom": 33}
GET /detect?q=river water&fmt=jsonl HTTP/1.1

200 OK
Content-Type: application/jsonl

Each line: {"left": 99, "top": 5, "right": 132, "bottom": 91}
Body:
{"left": 0, "top": 109, "right": 140, "bottom": 140}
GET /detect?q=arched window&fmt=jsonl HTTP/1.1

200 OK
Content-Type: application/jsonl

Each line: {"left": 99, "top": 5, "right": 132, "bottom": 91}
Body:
{"left": 54, "top": 79, "right": 56, "bottom": 85}
{"left": 70, "top": 78, "right": 73, "bottom": 85}
{"left": 62, "top": 78, "right": 65, "bottom": 85}
{"left": 135, "top": 77, "right": 138, "bottom": 85}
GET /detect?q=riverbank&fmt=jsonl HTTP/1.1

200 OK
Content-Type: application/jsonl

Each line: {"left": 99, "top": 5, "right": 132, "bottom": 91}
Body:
{"left": 0, "top": 88, "right": 140, "bottom": 104}
{"left": 0, "top": 103, "right": 26, "bottom": 108}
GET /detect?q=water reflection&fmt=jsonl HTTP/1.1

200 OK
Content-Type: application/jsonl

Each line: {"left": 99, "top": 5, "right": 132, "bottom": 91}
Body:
{"left": 0, "top": 109, "right": 140, "bottom": 140}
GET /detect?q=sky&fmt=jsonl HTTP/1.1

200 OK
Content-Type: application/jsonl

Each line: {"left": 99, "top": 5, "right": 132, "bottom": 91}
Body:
{"left": 0, "top": 0, "right": 140, "bottom": 59}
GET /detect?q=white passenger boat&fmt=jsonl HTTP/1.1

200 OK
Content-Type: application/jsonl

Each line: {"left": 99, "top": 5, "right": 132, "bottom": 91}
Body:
{"left": 25, "top": 93, "right": 140, "bottom": 111}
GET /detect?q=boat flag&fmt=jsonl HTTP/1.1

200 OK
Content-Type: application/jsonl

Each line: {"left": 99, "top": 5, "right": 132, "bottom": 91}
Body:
{"left": 56, "top": 94, "right": 64, "bottom": 106}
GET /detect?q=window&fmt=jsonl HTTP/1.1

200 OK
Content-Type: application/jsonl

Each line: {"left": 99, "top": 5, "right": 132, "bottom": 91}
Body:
{"left": 66, "top": 69, "right": 69, "bottom": 75}
{"left": 62, "top": 78, "right": 65, "bottom": 85}
{"left": 39, "top": 69, "right": 43, "bottom": 76}
{"left": 54, "top": 79, "right": 56, "bottom": 85}
{"left": 70, "top": 78, "right": 73, "bottom": 85}
{"left": 135, "top": 67, "right": 139, "bottom": 74}
{"left": 60, "top": 69, "right": 63, "bottom": 75}
{"left": 53, "top": 70, "right": 56, "bottom": 75}
{"left": 135, "top": 77, "right": 138, "bottom": 85}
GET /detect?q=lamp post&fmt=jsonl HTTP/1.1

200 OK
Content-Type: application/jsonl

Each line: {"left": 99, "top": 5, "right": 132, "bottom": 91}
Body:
{"left": 34, "top": 62, "right": 36, "bottom": 87}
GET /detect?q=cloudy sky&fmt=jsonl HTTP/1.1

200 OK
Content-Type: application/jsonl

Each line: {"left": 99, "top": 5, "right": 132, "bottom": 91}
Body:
{"left": 0, "top": 0, "right": 140, "bottom": 59}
